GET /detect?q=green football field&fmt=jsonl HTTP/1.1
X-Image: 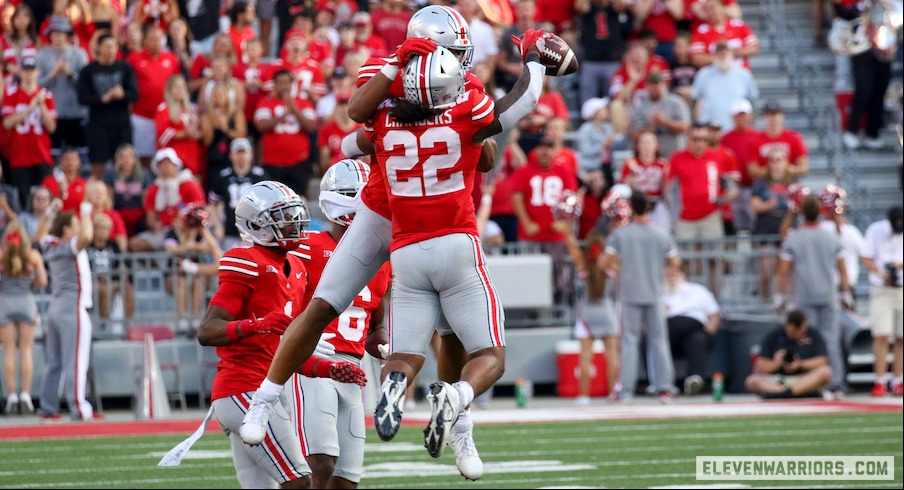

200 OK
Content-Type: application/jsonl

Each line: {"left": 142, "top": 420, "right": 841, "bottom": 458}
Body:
{"left": 0, "top": 412, "right": 901, "bottom": 489}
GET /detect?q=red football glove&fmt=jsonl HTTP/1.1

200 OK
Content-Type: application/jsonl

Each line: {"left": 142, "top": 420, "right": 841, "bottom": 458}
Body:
{"left": 299, "top": 357, "right": 368, "bottom": 388}
{"left": 395, "top": 37, "right": 437, "bottom": 65}
{"left": 226, "top": 312, "right": 292, "bottom": 341}
{"left": 511, "top": 28, "right": 549, "bottom": 61}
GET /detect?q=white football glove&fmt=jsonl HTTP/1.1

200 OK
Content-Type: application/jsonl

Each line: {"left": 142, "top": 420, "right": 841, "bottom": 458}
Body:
{"left": 314, "top": 333, "right": 337, "bottom": 358}
{"left": 377, "top": 343, "right": 389, "bottom": 360}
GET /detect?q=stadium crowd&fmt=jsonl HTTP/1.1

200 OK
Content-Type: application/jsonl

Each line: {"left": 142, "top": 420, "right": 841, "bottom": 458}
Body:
{"left": 0, "top": 0, "right": 901, "bottom": 422}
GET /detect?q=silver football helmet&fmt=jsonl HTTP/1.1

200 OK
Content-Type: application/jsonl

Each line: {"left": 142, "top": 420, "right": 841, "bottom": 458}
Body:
{"left": 319, "top": 159, "right": 371, "bottom": 227}
{"left": 407, "top": 5, "right": 474, "bottom": 69}
{"left": 403, "top": 46, "right": 466, "bottom": 109}
{"left": 235, "top": 181, "right": 310, "bottom": 249}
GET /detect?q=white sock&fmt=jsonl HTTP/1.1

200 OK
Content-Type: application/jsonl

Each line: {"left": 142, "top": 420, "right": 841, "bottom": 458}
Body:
{"left": 257, "top": 378, "right": 284, "bottom": 403}
{"left": 453, "top": 408, "right": 472, "bottom": 433}
{"left": 453, "top": 381, "right": 474, "bottom": 411}
{"left": 877, "top": 374, "right": 890, "bottom": 385}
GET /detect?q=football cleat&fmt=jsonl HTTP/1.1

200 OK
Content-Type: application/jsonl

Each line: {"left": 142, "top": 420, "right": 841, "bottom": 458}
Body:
{"left": 424, "top": 381, "right": 461, "bottom": 458}
{"left": 240, "top": 396, "right": 276, "bottom": 445}
{"left": 449, "top": 427, "right": 484, "bottom": 480}
{"left": 374, "top": 371, "right": 408, "bottom": 441}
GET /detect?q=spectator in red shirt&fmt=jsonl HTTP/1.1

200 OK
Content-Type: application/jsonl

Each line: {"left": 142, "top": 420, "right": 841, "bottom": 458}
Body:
{"left": 188, "top": 32, "right": 239, "bottom": 98}
{"left": 536, "top": 0, "right": 577, "bottom": 32}
{"left": 720, "top": 98, "right": 760, "bottom": 232}
{"left": 527, "top": 118, "right": 579, "bottom": 177}
{"left": 370, "top": 0, "right": 412, "bottom": 52}
{"left": 41, "top": 148, "right": 85, "bottom": 212}
{"left": 689, "top": 0, "right": 759, "bottom": 68}
{"left": 253, "top": 69, "right": 319, "bottom": 198}
{"left": 705, "top": 121, "right": 741, "bottom": 235}
{"left": 238, "top": 38, "right": 273, "bottom": 126}
{"left": 621, "top": 131, "right": 672, "bottom": 231}
{"left": 131, "top": 0, "right": 179, "bottom": 31}
{"left": 2, "top": 55, "right": 57, "bottom": 208}
{"left": 227, "top": 1, "right": 257, "bottom": 65}
{"left": 750, "top": 100, "right": 809, "bottom": 181}
{"left": 609, "top": 43, "right": 672, "bottom": 132}
{"left": 127, "top": 24, "right": 181, "bottom": 165}
{"left": 129, "top": 147, "right": 205, "bottom": 252}
{"left": 518, "top": 78, "right": 570, "bottom": 154}
{"left": 317, "top": 93, "right": 359, "bottom": 171}
{"left": 276, "top": 35, "right": 328, "bottom": 103}
{"left": 352, "top": 11, "right": 388, "bottom": 58}
{"left": 632, "top": 0, "right": 684, "bottom": 64}
{"left": 156, "top": 74, "right": 202, "bottom": 175}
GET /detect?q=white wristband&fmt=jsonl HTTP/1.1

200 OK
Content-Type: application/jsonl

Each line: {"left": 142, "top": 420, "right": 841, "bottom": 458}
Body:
{"left": 481, "top": 194, "right": 493, "bottom": 206}
{"left": 380, "top": 64, "right": 400, "bottom": 81}
{"left": 79, "top": 202, "right": 93, "bottom": 217}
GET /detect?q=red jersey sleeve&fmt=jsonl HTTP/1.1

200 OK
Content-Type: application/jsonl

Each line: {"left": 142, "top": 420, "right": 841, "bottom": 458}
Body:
{"left": 209, "top": 248, "right": 260, "bottom": 317}
{"left": 357, "top": 55, "right": 389, "bottom": 87}
{"left": 470, "top": 91, "right": 496, "bottom": 130}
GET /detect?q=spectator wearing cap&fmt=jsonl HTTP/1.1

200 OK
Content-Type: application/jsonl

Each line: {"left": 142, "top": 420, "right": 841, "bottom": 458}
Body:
{"left": 689, "top": 0, "right": 759, "bottom": 68}
{"left": 458, "top": 0, "right": 500, "bottom": 69}
{"left": 36, "top": 16, "right": 89, "bottom": 162}
{"left": 41, "top": 148, "right": 86, "bottom": 213}
{"left": 690, "top": 41, "right": 758, "bottom": 130}
{"left": 629, "top": 70, "right": 691, "bottom": 158}
{"left": 129, "top": 147, "right": 205, "bottom": 252}
{"left": 749, "top": 101, "right": 808, "bottom": 181}
{"left": 577, "top": 97, "right": 620, "bottom": 182}
{"left": 631, "top": 0, "right": 684, "bottom": 64}
{"left": 207, "top": 138, "right": 269, "bottom": 250}
{"left": 352, "top": 11, "right": 388, "bottom": 58}
{"left": 318, "top": 92, "right": 359, "bottom": 171}
{"left": 721, "top": 98, "right": 760, "bottom": 232}
{"left": 2, "top": 55, "right": 57, "bottom": 209}
{"left": 200, "top": 80, "right": 248, "bottom": 184}
{"left": 127, "top": 25, "right": 183, "bottom": 166}
{"left": 370, "top": 0, "right": 412, "bottom": 54}
{"left": 575, "top": 0, "right": 634, "bottom": 104}
{"left": 227, "top": 1, "right": 257, "bottom": 65}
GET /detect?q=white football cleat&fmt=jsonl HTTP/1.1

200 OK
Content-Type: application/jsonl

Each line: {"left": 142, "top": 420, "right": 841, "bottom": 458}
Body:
{"left": 239, "top": 396, "right": 275, "bottom": 445}
{"left": 424, "top": 381, "right": 461, "bottom": 458}
{"left": 449, "top": 427, "right": 484, "bottom": 480}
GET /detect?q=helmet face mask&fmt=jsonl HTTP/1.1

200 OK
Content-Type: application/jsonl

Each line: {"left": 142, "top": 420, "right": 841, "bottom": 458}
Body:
{"left": 402, "top": 46, "right": 466, "bottom": 109}
{"left": 235, "top": 181, "right": 310, "bottom": 249}
{"left": 319, "top": 159, "right": 371, "bottom": 227}
{"left": 407, "top": 5, "right": 474, "bottom": 70}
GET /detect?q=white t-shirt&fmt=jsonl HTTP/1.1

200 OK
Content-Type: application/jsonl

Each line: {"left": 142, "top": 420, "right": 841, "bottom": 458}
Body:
{"left": 860, "top": 219, "right": 904, "bottom": 287}
{"left": 820, "top": 220, "right": 864, "bottom": 287}
{"left": 663, "top": 280, "right": 720, "bottom": 326}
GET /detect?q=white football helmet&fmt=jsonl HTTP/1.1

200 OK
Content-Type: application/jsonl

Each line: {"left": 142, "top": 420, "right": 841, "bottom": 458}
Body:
{"left": 319, "top": 159, "right": 371, "bottom": 226}
{"left": 407, "top": 5, "right": 474, "bottom": 69}
{"left": 403, "top": 46, "right": 465, "bottom": 109}
{"left": 235, "top": 181, "right": 310, "bottom": 249}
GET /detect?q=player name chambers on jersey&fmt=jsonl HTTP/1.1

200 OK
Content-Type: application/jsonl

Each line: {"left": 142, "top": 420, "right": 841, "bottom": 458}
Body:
{"left": 381, "top": 107, "right": 455, "bottom": 128}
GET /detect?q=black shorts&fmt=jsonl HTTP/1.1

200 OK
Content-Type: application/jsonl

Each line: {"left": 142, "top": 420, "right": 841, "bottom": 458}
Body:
{"left": 86, "top": 122, "right": 133, "bottom": 165}
{"left": 51, "top": 118, "right": 87, "bottom": 150}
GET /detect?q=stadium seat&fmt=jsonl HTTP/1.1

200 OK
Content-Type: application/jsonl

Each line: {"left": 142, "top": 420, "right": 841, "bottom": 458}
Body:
{"left": 126, "top": 325, "right": 188, "bottom": 410}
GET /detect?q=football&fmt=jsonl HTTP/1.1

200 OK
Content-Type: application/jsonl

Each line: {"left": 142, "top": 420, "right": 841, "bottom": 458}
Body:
{"left": 536, "top": 33, "right": 579, "bottom": 76}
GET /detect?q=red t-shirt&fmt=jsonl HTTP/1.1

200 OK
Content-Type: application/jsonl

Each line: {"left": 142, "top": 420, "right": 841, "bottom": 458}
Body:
{"left": 609, "top": 55, "right": 672, "bottom": 98}
{"left": 317, "top": 120, "right": 360, "bottom": 167}
{"left": 721, "top": 127, "right": 762, "bottom": 186}
{"left": 254, "top": 95, "right": 318, "bottom": 166}
{"left": 280, "top": 29, "right": 334, "bottom": 66}
{"left": 510, "top": 161, "right": 579, "bottom": 242}
{"left": 1, "top": 86, "right": 56, "bottom": 168}
{"left": 207, "top": 244, "right": 308, "bottom": 400}
{"left": 528, "top": 146, "right": 579, "bottom": 178}
{"left": 296, "top": 232, "right": 391, "bottom": 357}
{"left": 536, "top": 0, "right": 576, "bottom": 30}
{"left": 577, "top": 192, "right": 603, "bottom": 240}
{"left": 273, "top": 58, "right": 328, "bottom": 99}
{"left": 143, "top": 178, "right": 205, "bottom": 227}
{"left": 369, "top": 9, "right": 412, "bottom": 51}
{"left": 690, "top": 19, "right": 759, "bottom": 68}
{"left": 155, "top": 104, "right": 201, "bottom": 174}
{"left": 127, "top": 50, "right": 182, "bottom": 118}
{"left": 367, "top": 89, "right": 496, "bottom": 251}
{"left": 619, "top": 157, "right": 669, "bottom": 200}
{"left": 668, "top": 148, "right": 727, "bottom": 221}
{"left": 754, "top": 129, "right": 808, "bottom": 171}
{"left": 640, "top": 0, "right": 680, "bottom": 42}
{"left": 712, "top": 145, "right": 740, "bottom": 221}
{"left": 229, "top": 25, "right": 257, "bottom": 65}
{"left": 41, "top": 175, "right": 86, "bottom": 212}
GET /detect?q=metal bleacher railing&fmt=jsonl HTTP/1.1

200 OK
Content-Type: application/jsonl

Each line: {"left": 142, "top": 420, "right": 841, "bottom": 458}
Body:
{"left": 32, "top": 234, "right": 794, "bottom": 339}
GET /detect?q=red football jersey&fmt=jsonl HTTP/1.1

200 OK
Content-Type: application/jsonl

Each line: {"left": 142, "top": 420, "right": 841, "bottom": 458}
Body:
{"left": 1, "top": 34, "right": 36, "bottom": 67}
{"left": 41, "top": 175, "right": 87, "bottom": 212}
{"left": 155, "top": 104, "right": 201, "bottom": 174}
{"left": 229, "top": 25, "right": 257, "bottom": 65}
{"left": 721, "top": 127, "right": 762, "bottom": 186}
{"left": 690, "top": 19, "right": 759, "bottom": 68}
{"left": 254, "top": 95, "right": 318, "bottom": 166}
{"left": 208, "top": 244, "right": 309, "bottom": 400}
{"left": 273, "top": 58, "right": 328, "bottom": 99}
{"left": 754, "top": 129, "right": 808, "bottom": 170}
{"left": 609, "top": 55, "right": 673, "bottom": 97}
{"left": 667, "top": 148, "right": 727, "bottom": 221}
{"left": 510, "top": 161, "right": 579, "bottom": 242}
{"left": 619, "top": 157, "right": 669, "bottom": 200}
{"left": 317, "top": 120, "right": 360, "bottom": 167}
{"left": 355, "top": 56, "right": 486, "bottom": 221}
{"left": 127, "top": 49, "right": 182, "bottom": 118}
{"left": 367, "top": 89, "right": 496, "bottom": 251}
{"left": 1, "top": 85, "right": 56, "bottom": 168}
{"left": 295, "top": 232, "right": 391, "bottom": 357}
